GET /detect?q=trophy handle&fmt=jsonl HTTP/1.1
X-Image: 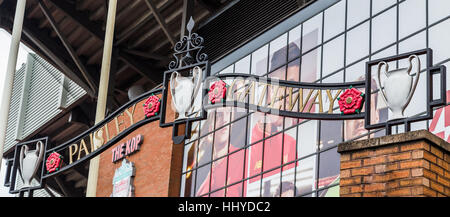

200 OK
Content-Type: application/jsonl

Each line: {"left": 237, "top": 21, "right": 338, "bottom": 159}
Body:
{"left": 190, "top": 66, "right": 202, "bottom": 106}
{"left": 377, "top": 61, "right": 390, "bottom": 106}
{"left": 35, "top": 141, "right": 44, "bottom": 168}
{"left": 19, "top": 145, "right": 28, "bottom": 182}
{"left": 403, "top": 55, "right": 421, "bottom": 112}
{"left": 169, "top": 71, "right": 181, "bottom": 113}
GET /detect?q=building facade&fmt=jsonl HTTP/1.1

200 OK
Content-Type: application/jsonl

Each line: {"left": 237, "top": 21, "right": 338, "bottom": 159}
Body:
{"left": 1, "top": 0, "right": 449, "bottom": 197}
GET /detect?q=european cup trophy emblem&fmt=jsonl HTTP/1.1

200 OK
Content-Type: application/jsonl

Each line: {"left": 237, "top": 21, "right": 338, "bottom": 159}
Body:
{"left": 169, "top": 66, "right": 202, "bottom": 120}
{"left": 19, "top": 141, "right": 44, "bottom": 188}
{"left": 377, "top": 55, "right": 421, "bottom": 120}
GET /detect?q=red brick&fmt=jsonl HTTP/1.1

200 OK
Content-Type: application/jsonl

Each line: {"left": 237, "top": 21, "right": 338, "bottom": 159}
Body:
{"left": 341, "top": 159, "right": 362, "bottom": 170}
{"left": 430, "top": 164, "right": 444, "bottom": 176}
{"left": 430, "top": 181, "right": 445, "bottom": 193}
{"left": 437, "top": 175, "right": 449, "bottom": 187}
{"left": 423, "top": 151, "right": 437, "bottom": 164}
{"left": 352, "top": 167, "right": 374, "bottom": 176}
{"left": 350, "top": 185, "right": 363, "bottom": 193}
{"left": 387, "top": 188, "right": 411, "bottom": 197}
{"left": 399, "top": 159, "right": 429, "bottom": 170}
{"left": 389, "top": 169, "right": 410, "bottom": 180}
{"left": 352, "top": 150, "right": 374, "bottom": 159}
{"left": 400, "top": 142, "right": 430, "bottom": 152}
{"left": 341, "top": 169, "right": 351, "bottom": 178}
{"left": 387, "top": 152, "right": 411, "bottom": 162}
{"left": 399, "top": 178, "right": 426, "bottom": 187}
{"left": 340, "top": 154, "right": 351, "bottom": 162}
{"left": 364, "top": 183, "right": 386, "bottom": 192}
{"left": 341, "top": 193, "right": 362, "bottom": 197}
{"left": 430, "top": 146, "right": 444, "bottom": 159}
{"left": 362, "top": 191, "right": 386, "bottom": 197}
{"left": 423, "top": 169, "right": 437, "bottom": 181}
{"left": 363, "top": 156, "right": 386, "bottom": 166}
{"left": 423, "top": 187, "right": 437, "bottom": 197}
{"left": 375, "top": 145, "right": 399, "bottom": 156}
{"left": 340, "top": 177, "right": 362, "bottom": 186}
{"left": 411, "top": 150, "right": 424, "bottom": 159}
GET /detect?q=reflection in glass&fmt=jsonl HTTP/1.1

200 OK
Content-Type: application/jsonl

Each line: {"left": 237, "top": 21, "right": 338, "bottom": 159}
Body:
{"left": 429, "top": 19, "right": 450, "bottom": 64}
{"left": 347, "top": 0, "right": 370, "bottom": 28}
{"left": 324, "top": 0, "right": 345, "bottom": 41}
{"left": 195, "top": 164, "right": 211, "bottom": 196}
{"left": 297, "top": 120, "right": 318, "bottom": 158}
{"left": 302, "top": 13, "right": 322, "bottom": 53}
{"left": 319, "top": 121, "right": 342, "bottom": 151}
{"left": 182, "top": 140, "right": 198, "bottom": 173}
{"left": 288, "top": 25, "right": 302, "bottom": 61}
{"left": 318, "top": 147, "right": 340, "bottom": 190}
{"left": 301, "top": 48, "right": 321, "bottom": 83}
{"left": 346, "top": 21, "right": 369, "bottom": 65}
{"left": 251, "top": 45, "right": 268, "bottom": 76}
{"left": 235, "top": 55, "right": 251, "bottom": 74}
{"left": 226, "top": 182, "right": 243, "bottom": 197}
{"left": 279, "top": 163, "right": 297, "bottom": 197}
{"left": 399, "top": 0, "right": 425, "bottom": 40}
{"left": 295, "top": 155, "right": 316, "bottom": 196}
{"left": 322, "top": 35, "right": 344, "bottom": 78}
{"left": 269, "top": 33, "right": 288, "bottom": 71}
{"left": 372, "top": 7, "right": 397, "bottom": 53}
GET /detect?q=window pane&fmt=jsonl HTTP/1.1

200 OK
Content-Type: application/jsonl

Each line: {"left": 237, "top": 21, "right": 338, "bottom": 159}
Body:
{"left": 295, "top": 155, "right": 317, "bottom": 196}
{"left": 182, "top": 141, "right": 198, "bottom": 172}
{"left": 279, "top": 162, "right": 297, "bottom": 197}
{"left": 297, "top": 120, "right": 318, "bottom": 158}
{"left": 288, "top": 25, "right": 302, "bottom": 61}
{"left": 235, "top": 54, "right": 251, "bottom": 74}
{"left": 213, "top": 125, "right": 229, "bottom": 160}
{"left": 372, "top": 7, "right": 397, "bottom": 53}
{"left": 347, "top": 0, "right": 370, "bottom": 28}
{"left": 302, "top": 13, "right": 323, "bottom": 53}
{"left": 319, "top": 121, "right": 342, "bottom": 151}
{"left": 345, "top": 59, "right": 367, "bottom": 82}
{"left": 428, "top": 0, "right": 450, "bottom": 24}
{"left": 399, "top": 0, "right": 426, "bottom": 39}
{"left": 269, "top": 33, "right": 288, "bottom": 72}
{"left": 346, "top": 21, "right": 369, "bottom": 65}
{"left": 251, "top": 45, "right": 269, "bottom": 76}
{"left": 373, "top": 0, "right": 396, "bottom": 15}
{"left": 318, "top": 147, "right": 340, "bottom": 189}
{"left": 324, "top": 0, "right": 345, "bottom": 41}
{"left": 226, "top": 182, "right": 243, "bottom": 197}
{"left": 322, "top": 35, "right": 344, "bottom": 77}
{"left": 301, "top": 48, "right": 321, "bottom": 82}
{"left": 195, "top": 164, "right": 211, "bottom": 196}
{"left": 429, "top": 19, "right": 450, "bottom": 64}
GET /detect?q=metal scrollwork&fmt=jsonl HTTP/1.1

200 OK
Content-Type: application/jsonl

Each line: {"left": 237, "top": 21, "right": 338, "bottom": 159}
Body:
{"left": 168, "top": 17, "right": 208, "bottom": 71}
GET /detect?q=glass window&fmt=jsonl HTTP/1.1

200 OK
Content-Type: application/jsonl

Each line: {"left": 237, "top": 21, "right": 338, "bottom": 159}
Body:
{"left": 319, "top": 121, "right": 342, "bottom": 151}
{"left": 251, "top": 45, "right": 269, "bottom": 76}
{"left": 295, "top": 155, "right": 317, "bottom": 196}
{"left": 429, "top": 19, "right": 450, "bottom": 64}
{"left": 346, "top": 21, "right": 369, "bottom": 65}
{"left": 269, "top": 33, "right": 288, "bottom": 72}
{"left": 195, "top": 163, "right": 211, "bottom": 196}
{"left": 347, "top": 0, "right": 370, "bottom": 28}
{"left": 428, "top": 0, "right": 450, "bottom": 24}
{"left": 301, "top": 48, "right": 321, "bottom": 82}
{"left": 322, "top": 35, "right": 344, "bottom": 78}
{"left": 345, "top": 59, "right": 367, "bottom": 82}
{"left": 371, "top": 7, "right": 397, "bottom": 53}
{"left": 399, "top": 0, "right": 426, "bottom": 40}
{"left": 324, "top": 0, "right": 345, "bottom": 41}
{"left": 234, "top": 54, "right": 251, "bottom": 74}
{"left": 372, "top": 0, "right": 396, "bottom": 15}
{"left": 288, "top": 25, "right": 302, "bottom": 61}
{"left": 297, "top": 120, "right": 318, "bottom": 158}
{"left": 318, "top": 147, "right": 340, "bottom": 190}
{"left": 302, "top": 13, "right": 323, "bottom": 53}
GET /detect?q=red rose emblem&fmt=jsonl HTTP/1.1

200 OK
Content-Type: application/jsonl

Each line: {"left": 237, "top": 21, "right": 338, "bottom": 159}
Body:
{"left": 208, "top": 80, "right": 227, "bottom": 104}
{"left": 46, "top": 152, "right": 62, "bottom": 173}
{"left": 338, "top": 87, "right": 364, "bottom": 115}
{"left": 143, "top": 95, "right": 161, "bottom": 118}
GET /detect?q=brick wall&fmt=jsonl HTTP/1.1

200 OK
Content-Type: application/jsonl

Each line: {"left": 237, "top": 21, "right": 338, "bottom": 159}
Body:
{"left": 96, "top": 94, "right": 183, "bottom": 197}
{"left": 338, "top": 130, "right": 449, "bottom": 197}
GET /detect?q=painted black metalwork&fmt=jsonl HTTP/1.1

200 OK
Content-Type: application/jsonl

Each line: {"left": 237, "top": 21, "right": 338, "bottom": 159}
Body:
{"left": 8, "top": 137, "right": 48, "bottom": 196}
{"left": 364, "top": 48, "right": 447, "bottom": 134}
{"left": 160, "top": 17, "right": 210, "bottom": 144}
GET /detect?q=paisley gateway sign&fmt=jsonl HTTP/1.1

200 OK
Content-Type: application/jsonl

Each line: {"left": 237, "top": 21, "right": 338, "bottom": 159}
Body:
{"left": 204, "top": 74, "right": 366, "bottom": 120}
{"left": 41, "top": 89, "right": 163, "bottom": 178}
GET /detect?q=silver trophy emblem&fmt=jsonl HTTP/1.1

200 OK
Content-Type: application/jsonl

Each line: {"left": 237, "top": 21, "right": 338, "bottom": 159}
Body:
{"left": 377, "top": 55, "right": 421, "bottom": 120}
{"left": 170, "top": 66, "right": 202, "bottom": 120}
{"left": 19, "top": 141, "right": 44, "bottom": 188}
